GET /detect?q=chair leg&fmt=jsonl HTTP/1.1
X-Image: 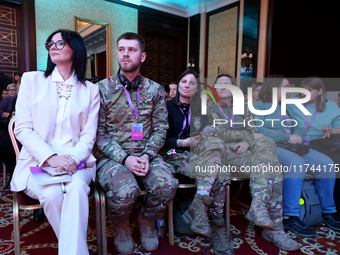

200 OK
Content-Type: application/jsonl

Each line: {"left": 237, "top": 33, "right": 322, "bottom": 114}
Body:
{"left": 93, "top": 186, "right": 103, "bottom": 255}
{"left": 225, "top": 183, "right": 231, "bottom": 239}
{"left": 13, "top": 192, "right": 21, "bottom": 255}
{"left": 97, "top": 184, "right": 107, "bottom": 255}
{"left": 167, "top": 200, "right": 174, "bottom": 245}
{"left": 89, "top": 194, "right": 96, "bottom": 226}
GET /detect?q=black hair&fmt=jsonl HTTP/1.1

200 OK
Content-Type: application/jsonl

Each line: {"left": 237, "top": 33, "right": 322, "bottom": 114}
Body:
{"left": 44, "top": 29, "right": 87, "bottom": 85}
{"left": 117, "top": 32, "right": 145, "bottom": 52}
{"left": 174, "top": 70, "right": 201, "bottom": 112}
{"left": 214, "top": 74, "right": 237, "bottom": 86}
{"left": 213, "top": 74, "right": 237, "bottom": 106}
{"left": 159, "top": 82, "right": 170, "bottom": 93}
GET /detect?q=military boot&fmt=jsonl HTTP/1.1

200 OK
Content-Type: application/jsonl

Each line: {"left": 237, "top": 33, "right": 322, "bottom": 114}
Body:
{"left": 261, "top": 229, "right": 300, "bottom": 251}
{"left": 245, "top": 196, "right": 275, "bottom": 230}
{"left": 138, "top": 212, "right": 159, "bottom": 251}
{"left": 209, "top": 219, "right": 234, "bottom": 255}
{"left": 183, "top": 193, "right": 214, "bottom": 237}
{"left": 112, "top": 218, "right": 134, "bottom": 255}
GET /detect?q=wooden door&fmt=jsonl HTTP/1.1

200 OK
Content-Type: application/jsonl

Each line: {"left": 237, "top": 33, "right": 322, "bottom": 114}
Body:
{"left": 142, "top": 34, "right": 177, "bottom": 83}
{"left": 138, "top": 8, "right": 187, "bottom": 84}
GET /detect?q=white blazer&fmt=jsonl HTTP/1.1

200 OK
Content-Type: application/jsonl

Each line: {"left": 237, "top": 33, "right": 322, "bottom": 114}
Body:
{"left": 10, "top": 70, "right": 100, "bottom": 192}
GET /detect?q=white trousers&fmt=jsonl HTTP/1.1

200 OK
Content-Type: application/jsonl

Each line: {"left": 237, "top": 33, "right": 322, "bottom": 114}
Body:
{"left": 24, "top": 168, "right": 92, "bottom": 255}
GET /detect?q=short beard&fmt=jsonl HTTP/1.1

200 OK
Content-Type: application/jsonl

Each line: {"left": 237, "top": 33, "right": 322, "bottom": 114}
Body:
{"left": 118, "top": 60, "right": 141, "bottom": 73}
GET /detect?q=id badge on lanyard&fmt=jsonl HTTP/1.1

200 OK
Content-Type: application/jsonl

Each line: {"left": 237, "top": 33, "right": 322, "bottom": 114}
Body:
{"left": 123, "top": 87, "right": 143, "bottom": 140}
{"left": 131, "top": 123, "right": 143, "bottom": 140}
{"left": 303, "top": 135, "right": 310, "bottom": 146}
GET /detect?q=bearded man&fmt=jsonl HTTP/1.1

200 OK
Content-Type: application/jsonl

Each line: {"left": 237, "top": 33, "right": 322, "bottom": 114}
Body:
{"left": 95, "top": 32, "right": 178, "bottom": 255}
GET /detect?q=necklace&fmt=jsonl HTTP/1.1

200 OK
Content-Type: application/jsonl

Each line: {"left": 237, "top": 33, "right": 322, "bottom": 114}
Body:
{"left": 56, "top": 81, "right": 73, "bottom": 100}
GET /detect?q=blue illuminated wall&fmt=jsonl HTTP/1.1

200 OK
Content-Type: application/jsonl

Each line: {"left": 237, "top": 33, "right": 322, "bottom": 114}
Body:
{"left": 35, "top": 0, "right": 137, "bottom": 75}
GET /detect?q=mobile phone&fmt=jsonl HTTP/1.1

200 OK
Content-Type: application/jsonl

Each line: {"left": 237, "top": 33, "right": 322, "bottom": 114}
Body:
{"left": 229, "top": 146, "right": 239, "bottom": 152}
{"left": 42, "top": 167, "right": 69, "bottom": 177}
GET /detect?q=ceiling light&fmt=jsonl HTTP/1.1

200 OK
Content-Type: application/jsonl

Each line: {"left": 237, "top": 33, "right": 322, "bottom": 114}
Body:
{"left": 121, "top": 0, "right": 140, "bottom": 5}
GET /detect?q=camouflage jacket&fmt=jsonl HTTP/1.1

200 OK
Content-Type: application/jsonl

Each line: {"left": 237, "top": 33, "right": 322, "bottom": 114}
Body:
{"left": 95, "top": 75, "right": 168, "bottom": 164}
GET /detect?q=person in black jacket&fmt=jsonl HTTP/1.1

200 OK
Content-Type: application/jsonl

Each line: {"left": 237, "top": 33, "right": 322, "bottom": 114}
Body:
{"left": 164, "top": 70, "right": 234, "bottom": 255}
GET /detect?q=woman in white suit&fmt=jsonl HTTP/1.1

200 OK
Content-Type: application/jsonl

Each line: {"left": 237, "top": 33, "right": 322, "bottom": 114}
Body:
{"left": 10, "top": 29, "right": 100, "bottom": 255}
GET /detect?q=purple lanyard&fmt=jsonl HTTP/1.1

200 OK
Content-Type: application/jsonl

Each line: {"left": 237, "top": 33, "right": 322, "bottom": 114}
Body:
{"left": 178, "top": 105, "right": 191, "bottom": 138}
{"left": 217, "top": 104, "right": 234, "bottom": 129}
{"left": 269, "top": 102, "right": 290, "bottom": 125}
{"left": 123, "top": 87, "right": 140, "bottom": 120}
{"left": 304, "top": 104, "right": 318, "bottom": 133}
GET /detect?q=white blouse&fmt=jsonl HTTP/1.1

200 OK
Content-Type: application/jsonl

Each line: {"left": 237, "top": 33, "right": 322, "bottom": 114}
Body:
{"left": 50, "top": 68, "right": 76, "bottom": 148}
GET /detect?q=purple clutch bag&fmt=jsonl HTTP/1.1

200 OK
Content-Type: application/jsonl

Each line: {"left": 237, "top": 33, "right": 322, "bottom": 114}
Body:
{"left": 77, "top": 159, "right": 87, "bottom": 170}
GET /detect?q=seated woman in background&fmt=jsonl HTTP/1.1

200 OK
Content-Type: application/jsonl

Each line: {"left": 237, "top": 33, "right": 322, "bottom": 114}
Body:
{"left": 203, "top": 74, "right": 299, "bottom": 251}
{"left": 251, "top": 82, "right": 263, "bottom": 102}
{"left": 164, "top": 70, "right": 234, "bottom": 255}
{"left": 293, "top": 76, "right": 340, "bottom": 219}
{"left": 10, "top": 29, "right": 100, "bottom": 255}
{"left": 0, "top": 84, "right": 17, "bottom": 119}
{"left": 0, "top": 83, "right": 18, "bottom": 115}
{"left": 6, "top": 83, "right": 18, "bottom": 97}
{"left": 13, "top": 72, "right": 22, "bottom": 85}
{"left": 168, "top": 81, "right": 177, "bottom": 99}
{"left": 0, "top": 88, "right": 7, "bottom": 102}
{"left": 253, "top": 75, "right": 339, "bottom": 238}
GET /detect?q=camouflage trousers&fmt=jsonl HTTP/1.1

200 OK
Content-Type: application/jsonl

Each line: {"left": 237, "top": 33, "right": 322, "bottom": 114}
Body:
{"left": 199, "top": 136, "right": 283, "bottom": 229}
{"left": 165, "top": 146, "right": 229, "bottom": 220}
{"left": 97, "top": 156, "right": 178, "bottom": 223}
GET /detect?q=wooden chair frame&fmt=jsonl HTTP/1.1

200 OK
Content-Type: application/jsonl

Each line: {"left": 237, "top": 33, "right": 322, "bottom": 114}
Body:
{"left": 94, "top": 185, "right": 174, "bottom": 255}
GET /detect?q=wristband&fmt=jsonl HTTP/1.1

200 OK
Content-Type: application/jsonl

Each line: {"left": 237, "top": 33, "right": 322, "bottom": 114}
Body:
{"left": 122, "top": 154, "right": 131, "bottom": 166}
{"left": 142, "top": 153, "right": 153, "bottom": 162}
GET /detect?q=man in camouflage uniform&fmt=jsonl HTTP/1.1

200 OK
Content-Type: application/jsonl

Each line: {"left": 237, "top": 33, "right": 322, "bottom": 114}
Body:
{"left": 179, "top": 146, "right": 232, "bottom": 255}
{"left": 166, "top": 142, "right": 229, "bottom": 223}
{"left": 198, "top": 101, "right": 299, "bottom": 251}
{"left": 163, "top": 82, "right": 233, "bottom": 255}
{"left": 95, "top": 32, "right": 178, "bottom": 255}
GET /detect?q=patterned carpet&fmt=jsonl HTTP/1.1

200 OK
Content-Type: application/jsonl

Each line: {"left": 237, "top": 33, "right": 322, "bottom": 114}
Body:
{"left": 1, "top": 175, "right": 340, "bottom": 255}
